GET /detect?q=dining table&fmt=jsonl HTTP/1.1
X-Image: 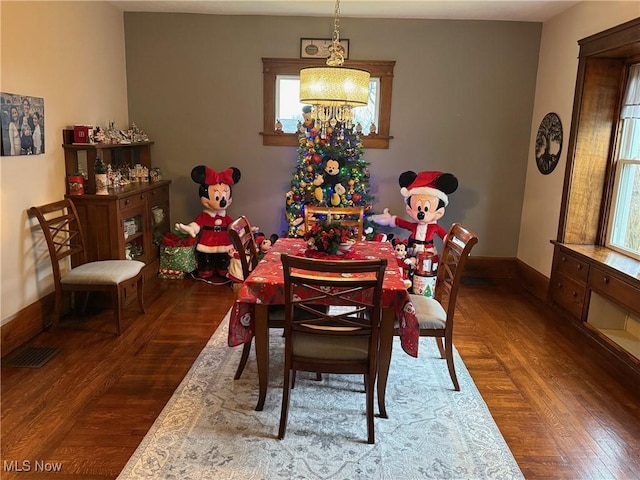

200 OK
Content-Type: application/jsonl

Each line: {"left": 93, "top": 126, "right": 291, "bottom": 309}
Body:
{"left": 227, "top": 237, "right": 420, "bottom": 418}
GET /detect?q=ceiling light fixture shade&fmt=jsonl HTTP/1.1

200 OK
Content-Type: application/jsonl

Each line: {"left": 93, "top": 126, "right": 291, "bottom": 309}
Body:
{"left": 299, "top": 66, "right": 370, "bottom": 107}
{"left": 299, "top": 0, "right": 370, "bottom": 137}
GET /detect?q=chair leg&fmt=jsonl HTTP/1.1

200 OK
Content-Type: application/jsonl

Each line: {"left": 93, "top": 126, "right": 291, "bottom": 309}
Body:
{"left": 52, "top": 289, "right": 64, "bottom": 329}
{"left": 435, "top": 337, "right": 446, "bottom": 358}
{"left": 113, "top": 288, "right": 123, "bottom": 336}
{"left": 365, "top": 372, "right": 375, "bottom": 444}
{"left": 234, "top": 340, "right": 252, "bottom": 380}
{"left": 137, "top": 275, "right": 145, "bottom": 314}
{"left": 278, "top": 368, "right": 292, "bottom": 440}
{"left": 444, "top": 338, "right": 460, "bottom": 391}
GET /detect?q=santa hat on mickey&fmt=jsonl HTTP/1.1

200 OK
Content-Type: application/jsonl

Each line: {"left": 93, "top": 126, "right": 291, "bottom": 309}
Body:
{"left": 399, "top": 170, "right": 458, "bottom": 206}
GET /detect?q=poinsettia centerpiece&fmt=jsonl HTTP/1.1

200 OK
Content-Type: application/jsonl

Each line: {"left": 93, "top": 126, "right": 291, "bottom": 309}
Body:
{"left": 304, "top": 220, "right": 356, "bottom": 255}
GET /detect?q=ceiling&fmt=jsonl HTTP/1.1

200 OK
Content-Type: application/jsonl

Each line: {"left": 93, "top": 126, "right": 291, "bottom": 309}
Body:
{"left": 107, "top": 1, "right": 582, "bottom": 23}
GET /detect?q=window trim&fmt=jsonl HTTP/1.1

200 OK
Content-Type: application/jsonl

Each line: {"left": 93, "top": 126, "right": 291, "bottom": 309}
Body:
{"left": 260, "top": 58, "right": 395, "bottom": 149}
{"left": 558, "top": 18, "right": 640, "bottom": 248}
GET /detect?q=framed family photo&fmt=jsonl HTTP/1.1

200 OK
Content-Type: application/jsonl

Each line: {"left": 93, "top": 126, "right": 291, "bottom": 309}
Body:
{"left": 300, "top": 38, "right": 349, "bottom": 59}
{"left": 1, "top": 92, "right": 45, "bottom": 156}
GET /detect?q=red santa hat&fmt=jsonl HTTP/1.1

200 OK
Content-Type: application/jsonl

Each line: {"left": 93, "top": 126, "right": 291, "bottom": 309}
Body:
{"left": 400, "top": 171, "right": 450, "bottom": 206}
{"left": 254, "top": 233, "right": 266, "bottom": 246}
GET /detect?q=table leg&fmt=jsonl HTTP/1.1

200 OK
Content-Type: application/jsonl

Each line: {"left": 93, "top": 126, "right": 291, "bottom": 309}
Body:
{"left": 254, "top": 304, "right": 269, "bottom": 411}
{"left": 377, "top": 307, "right": 394, "bottom": 419}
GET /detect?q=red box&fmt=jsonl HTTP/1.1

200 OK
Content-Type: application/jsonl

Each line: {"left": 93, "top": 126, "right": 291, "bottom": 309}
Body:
{"left": 73, "top": 125, "right": 92, "bottom": 143}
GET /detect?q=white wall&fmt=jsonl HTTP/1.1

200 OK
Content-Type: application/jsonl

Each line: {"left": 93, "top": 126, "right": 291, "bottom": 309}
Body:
{"left": 518, "top": 1, "right": 639, "bottom": 277}
{"left": 0, "top": 1, "right": 128, "bottom": 325}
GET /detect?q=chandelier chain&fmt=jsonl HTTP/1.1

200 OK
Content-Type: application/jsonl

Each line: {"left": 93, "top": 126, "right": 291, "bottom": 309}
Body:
{"left": 333, "top": 0, "right": 340, "bottom": 43}
{"left": 327, "top": 0, "right": 344, "bottom": 67}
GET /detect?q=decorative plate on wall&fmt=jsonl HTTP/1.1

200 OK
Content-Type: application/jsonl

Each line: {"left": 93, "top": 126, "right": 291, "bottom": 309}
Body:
{"left": 535, "top": 112, "right": 563, "bottom": 175}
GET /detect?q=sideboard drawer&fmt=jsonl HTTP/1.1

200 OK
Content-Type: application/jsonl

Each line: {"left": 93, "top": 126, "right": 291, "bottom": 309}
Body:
{"left": 589, "top": 267, "right": 640, "bottom": 316}
{"left": 119, "top": 193, "right": 146, "bottom": 211}
{"left": 555, "top": 250, "right": 590, "bottom": 282}
{"left": 550, "top": 271, "right": 587, "bottom": 319}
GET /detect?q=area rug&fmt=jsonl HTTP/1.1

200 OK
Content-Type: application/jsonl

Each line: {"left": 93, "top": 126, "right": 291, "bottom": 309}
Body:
{"left": 117, "top": 310, "right": 524, "bottom": 480}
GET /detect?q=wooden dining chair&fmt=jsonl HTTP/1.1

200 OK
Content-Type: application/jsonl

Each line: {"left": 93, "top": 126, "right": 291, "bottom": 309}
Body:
{"left": 304, "top": 205, "right": 365, "bottom": 240}
{"left": 401, "top": 222, "right": 478, "bottom": 391}
{"left": 279, "top": 254, "right": 387, "bottom": 444}
{"left": 28, "top": 198, "right": 145, "bottom": 335}
{"left": 228, "top": 215, "right": 286, "bottom": 380}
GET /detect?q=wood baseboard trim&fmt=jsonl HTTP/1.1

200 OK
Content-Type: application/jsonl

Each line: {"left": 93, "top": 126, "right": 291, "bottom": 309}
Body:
{"left": 515, "top": 259, "right": 550, "bottom": 302}
{"left": 1, "top": 292, "right": 54, "bottom": 358}
{"left": 464, "top": 256, "right": 517, "bottom": 279}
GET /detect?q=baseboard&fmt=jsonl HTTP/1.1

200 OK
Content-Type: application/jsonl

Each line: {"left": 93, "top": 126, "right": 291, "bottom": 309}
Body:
{"left": 515, "top": 259, "right": 550, "bottom": 302}
{"left": 1, "top": 292, "right": 55, "bottom": 358}
{"left": 464, "top": 256, "right": 517, "bottom": 279}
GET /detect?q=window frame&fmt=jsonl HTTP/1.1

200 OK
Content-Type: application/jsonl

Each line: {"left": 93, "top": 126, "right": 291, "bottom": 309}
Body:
{"left": 260, "top": 58, "right": 395, "bottom": 149}
{"left": 558, "top": 18, "right": 640, "bottom": 251}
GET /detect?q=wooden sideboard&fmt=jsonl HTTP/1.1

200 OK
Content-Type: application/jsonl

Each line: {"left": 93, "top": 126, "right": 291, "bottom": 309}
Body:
{"left": 549, "top": 242, "right": 640, "bottom": 373}
{"left": 66, "top": 180, "right": 171, "bottom": 279}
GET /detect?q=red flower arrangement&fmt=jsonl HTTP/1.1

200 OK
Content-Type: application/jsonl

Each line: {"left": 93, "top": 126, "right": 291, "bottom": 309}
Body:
{"left": 304, "top": 220, "right": 355, "bottom": 255}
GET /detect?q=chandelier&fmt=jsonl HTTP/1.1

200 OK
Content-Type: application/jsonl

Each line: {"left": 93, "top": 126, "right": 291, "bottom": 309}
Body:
{"left": 299, "top": 0, "right": 370, "bottom": 136}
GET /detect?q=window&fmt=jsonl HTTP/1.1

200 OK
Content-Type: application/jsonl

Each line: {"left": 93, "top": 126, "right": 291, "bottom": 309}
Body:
{"left": 275, "top": 76, "right": 381, "bottom": 135}
{"left": 607, "top": 65, "right": 640, "bottom": 260}
{"left": 261, "top": 58, "right": 395, "bottom": 149}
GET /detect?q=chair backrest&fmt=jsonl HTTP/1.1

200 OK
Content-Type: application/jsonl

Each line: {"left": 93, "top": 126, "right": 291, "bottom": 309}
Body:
{"left": 281, "top": 253, "right": 387, "bottom": 358}
{"left": 227, "top": 215, "right": 260, "bottom": 279}
{"left": 304, "top": 205, "right": 365, "bottom": 240}
{"left": 434, "top": 222, "right": 479, "bottom": 320}
{"left": 29, "top": 199, "right": 88, "bottom": 288}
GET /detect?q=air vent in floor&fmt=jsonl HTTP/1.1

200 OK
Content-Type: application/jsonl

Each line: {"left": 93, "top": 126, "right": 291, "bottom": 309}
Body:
{"left": 3, "top": 345, "right": 61, "bottom": 368}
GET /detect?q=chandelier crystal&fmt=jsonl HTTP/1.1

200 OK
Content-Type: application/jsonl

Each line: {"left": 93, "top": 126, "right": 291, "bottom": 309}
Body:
{"left": 299, "top": 0, "right": 370, "bottom": 137}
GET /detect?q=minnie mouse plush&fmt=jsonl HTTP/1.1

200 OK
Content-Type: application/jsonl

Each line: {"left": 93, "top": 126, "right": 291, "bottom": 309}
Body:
{"left": 391, "top": 237, "right": 413, "bottom": 290}
{"left": 372, "top": 170, "right": 458, "bottom": 257}
{"left": 175, "top": 165, "right": 241, "bottom": 282}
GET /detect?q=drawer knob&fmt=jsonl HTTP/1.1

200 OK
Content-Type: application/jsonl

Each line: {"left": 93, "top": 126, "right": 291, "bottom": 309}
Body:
{"left": 561, "top": 256, "right": 567, "bottom": 262}
{"left": 572, "top": 291, "right": 578, "bottom": 297}
{"left": 558, "top": 282, "right": 563, "bottom": 288}
{"left": 124, "top": 199, "right": 130, "bottom": 205}
{"left": 577, "top": 264, "right": 582, "bottom": 270}
{"left": 603, "top": 277, "right": 609, "bottom": 284}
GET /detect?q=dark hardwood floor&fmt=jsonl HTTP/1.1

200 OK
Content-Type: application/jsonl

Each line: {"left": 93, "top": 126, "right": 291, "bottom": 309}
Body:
{"left": 2, "top": 276, "right": 639, "bottom": 479}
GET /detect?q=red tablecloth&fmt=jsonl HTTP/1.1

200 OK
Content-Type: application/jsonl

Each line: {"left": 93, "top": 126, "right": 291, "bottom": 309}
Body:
{"left": 227, "top": 238, "right": 419, "bottom": 357}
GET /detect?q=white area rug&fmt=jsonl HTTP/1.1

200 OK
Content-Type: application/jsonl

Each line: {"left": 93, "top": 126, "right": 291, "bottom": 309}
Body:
{"left": 118, "top": 310, "right": 524, "bottom": 480}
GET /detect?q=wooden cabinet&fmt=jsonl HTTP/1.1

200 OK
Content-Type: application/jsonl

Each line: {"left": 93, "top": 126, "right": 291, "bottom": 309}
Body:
{"left": 67, "top": 181, "right": 171, "bottom": 276}
{"left": 549, "top": 242, "right": 640, "bottom": 370}
{"left": 61, "top": 129, "right": 169, "bottom": 277}
{"left": 549, "top": 248, "right": 590, "bottom": 321}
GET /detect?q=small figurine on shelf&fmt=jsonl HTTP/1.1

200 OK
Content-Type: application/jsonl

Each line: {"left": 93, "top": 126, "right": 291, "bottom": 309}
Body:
{"left": 94, "top": 126, "right": 106, "bottom": 143}
{"left": 94, "top": 157, "right": 108, "bottom": 195}
{"left": 130, "top": 123, "right": 150, "bottom": 143}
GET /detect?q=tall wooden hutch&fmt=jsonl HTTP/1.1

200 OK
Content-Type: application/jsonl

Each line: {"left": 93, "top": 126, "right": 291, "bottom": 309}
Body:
{"left": 62, "top": 129, "right": 170, "bottom": 278}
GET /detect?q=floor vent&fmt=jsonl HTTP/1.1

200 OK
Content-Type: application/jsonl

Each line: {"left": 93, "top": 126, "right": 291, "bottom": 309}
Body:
{"left": 3, "top": 345, "right": 61, "bottom": 368}
{"left": 461, "top": 276, "right": 493, "bottom": 286}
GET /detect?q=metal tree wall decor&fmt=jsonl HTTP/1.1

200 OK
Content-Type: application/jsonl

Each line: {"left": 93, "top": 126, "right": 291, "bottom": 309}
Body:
{"left": 535, "top": 112, "right": 563, "bottom": 175}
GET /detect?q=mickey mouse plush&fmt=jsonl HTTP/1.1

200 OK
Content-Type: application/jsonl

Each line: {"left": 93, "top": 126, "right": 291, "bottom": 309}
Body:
{"left": 255, "top": 232, "right": 278, "bottom": 259}
{"left": 175, "top": 165, "right": 241, "bottom": 282}
{"left": 313, "top": 155, "right": 346, "bottom": 206}
{"left": 372, "top": 170, "right": 458, "bottom": 257}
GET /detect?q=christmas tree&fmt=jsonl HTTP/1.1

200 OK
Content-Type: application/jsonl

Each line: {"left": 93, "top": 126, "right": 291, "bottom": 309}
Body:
{"left": 285, "top": 113, "right": 375, "bottom": 238}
